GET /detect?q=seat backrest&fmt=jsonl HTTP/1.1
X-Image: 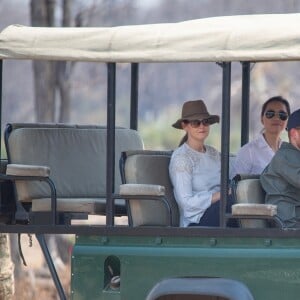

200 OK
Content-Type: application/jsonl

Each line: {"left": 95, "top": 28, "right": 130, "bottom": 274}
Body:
{"left": 5, "top": 123, "right": 143, "bottom": 202}
{"left": 233, "top": 174, "right": 266, "bottom": 228}
{"left": 121, "top": 150, "right": 179, "bottom": 227}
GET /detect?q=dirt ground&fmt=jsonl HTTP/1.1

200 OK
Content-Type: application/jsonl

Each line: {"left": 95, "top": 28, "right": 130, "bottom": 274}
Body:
{"left": 11, "top": 216, "right": 128, "bottom": 299}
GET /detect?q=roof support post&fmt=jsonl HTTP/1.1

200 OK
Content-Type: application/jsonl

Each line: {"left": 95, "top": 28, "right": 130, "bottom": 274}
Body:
{"left": 241, "top": 62, "right": 250, "bottom": 146}
{"left": 220, "top": 62, "right": 231, "bottom": 228}
{"left": 106, "top": 62, "right": 116, "bottom": 226}
{"left": 0, "top": 60, "right": 2, "bottom": 159}
{"left": 130, "top": 63, "right": 139, "bottom": 130}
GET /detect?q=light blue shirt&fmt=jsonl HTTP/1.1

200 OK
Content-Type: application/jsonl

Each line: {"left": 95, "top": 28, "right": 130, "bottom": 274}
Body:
{"left": 169, "top": 143, "right": 221, "bottom": 227}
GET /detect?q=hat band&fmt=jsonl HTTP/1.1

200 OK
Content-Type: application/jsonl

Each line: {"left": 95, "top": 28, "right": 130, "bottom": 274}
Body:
{"left": 182, "top": 115, "right": 211, "bottom": 121}
{"left": 182, "top": 112, "right": 209, "bottom": 119}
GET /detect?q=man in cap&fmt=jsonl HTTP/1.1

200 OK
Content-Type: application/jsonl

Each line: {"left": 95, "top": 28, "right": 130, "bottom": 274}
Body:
{"left": 260, "top": 109, "right": 300, "bottom": 228}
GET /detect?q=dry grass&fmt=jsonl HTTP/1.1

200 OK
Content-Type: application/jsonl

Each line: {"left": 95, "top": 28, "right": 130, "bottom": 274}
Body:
{"left": 12, "top": 235, "right": 71, "bottom": 300}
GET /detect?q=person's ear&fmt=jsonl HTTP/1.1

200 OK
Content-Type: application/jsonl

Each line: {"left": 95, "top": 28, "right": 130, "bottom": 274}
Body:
{"left": 290, "top": 128, "right": 298, "bottom": 139}
{"left": 291, "top": 128, "right": 295, "bottom": 135}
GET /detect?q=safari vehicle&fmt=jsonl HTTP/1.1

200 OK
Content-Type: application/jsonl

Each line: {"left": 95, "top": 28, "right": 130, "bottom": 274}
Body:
{"left": 0, "top": 13, "right": 300, "bottom": 300}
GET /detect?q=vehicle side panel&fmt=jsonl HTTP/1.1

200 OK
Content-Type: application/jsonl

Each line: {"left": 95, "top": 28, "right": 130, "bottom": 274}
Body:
{"left": 71, "top": 236, "right": 300, "bottom": 300}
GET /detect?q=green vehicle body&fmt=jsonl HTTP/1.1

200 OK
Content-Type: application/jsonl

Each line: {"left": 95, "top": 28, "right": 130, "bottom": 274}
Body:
{"left": 71, "top": 234, "right": 300, "bottom": 299}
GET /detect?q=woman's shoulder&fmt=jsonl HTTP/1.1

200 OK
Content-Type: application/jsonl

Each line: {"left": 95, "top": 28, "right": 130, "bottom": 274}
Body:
{"left": 236, "top": 134, "right": 263, "bottom": 155}
{"left": 170, "top": 144, "right": 193, "bottom": 171}
{"left": 171, "top": 144, "right": 191, "bottom": 161}
{"left": 205, "top": 145, "right": 220, "bottom": 157}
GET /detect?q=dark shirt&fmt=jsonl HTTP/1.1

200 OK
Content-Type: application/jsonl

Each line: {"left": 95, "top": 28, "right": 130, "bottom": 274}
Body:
{"left": 260, "top": 142, "right": 300, "bottom": 228}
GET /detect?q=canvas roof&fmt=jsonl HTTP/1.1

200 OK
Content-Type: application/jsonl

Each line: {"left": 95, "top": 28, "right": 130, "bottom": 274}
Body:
{"left": 0, "top": 13, "right": 300, "bottom": 63}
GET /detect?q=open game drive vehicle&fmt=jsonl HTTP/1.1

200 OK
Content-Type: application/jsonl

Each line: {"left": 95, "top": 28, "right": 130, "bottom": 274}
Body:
{"left": 0, "top": 13, "right": 300, "bottom": 299}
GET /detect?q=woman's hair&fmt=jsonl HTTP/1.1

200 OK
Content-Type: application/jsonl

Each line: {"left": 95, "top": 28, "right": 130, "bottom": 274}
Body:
{"left": 178, "top": 133, "right": 188, "bottom": 146}
{"left": 261, "top": 95, "right": 291, "bottom": 117}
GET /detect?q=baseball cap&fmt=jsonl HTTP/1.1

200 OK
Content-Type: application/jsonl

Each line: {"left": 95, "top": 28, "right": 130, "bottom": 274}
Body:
{"left": 286, "top": 109, "right": 300, "bottom": 131}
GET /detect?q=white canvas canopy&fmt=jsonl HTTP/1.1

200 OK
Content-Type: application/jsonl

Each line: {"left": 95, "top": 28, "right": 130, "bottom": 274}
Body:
{"left": 0, "top": 13, "right": 300, "bottom": 63}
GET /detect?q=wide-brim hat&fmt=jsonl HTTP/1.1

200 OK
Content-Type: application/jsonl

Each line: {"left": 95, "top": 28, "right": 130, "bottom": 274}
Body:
{"left": 172, "top": 99, "right": 220, "bottom": 129}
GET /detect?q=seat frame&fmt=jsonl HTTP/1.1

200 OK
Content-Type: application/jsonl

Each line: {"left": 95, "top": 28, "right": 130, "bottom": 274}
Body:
{"left": 230, "top": 174, "right": 284, "bottom": 228}
{"left": 119, "top": 150, "right": 179, "bottom": 227}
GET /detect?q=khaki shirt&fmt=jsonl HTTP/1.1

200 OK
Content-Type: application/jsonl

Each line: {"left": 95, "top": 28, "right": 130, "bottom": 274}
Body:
{"left": 260, "top": 142, "right": 300, "bottom": 228}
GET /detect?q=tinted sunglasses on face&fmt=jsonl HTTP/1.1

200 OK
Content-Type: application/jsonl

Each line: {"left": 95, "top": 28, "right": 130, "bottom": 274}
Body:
{"left": 185, "top": 119, "right": 211, "bottom": 128}
{"left": 264, "top": 110, "right": 288, "bottom": 121}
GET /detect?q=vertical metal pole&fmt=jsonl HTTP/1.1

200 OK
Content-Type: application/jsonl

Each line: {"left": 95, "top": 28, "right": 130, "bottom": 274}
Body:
{"left": 106, "top": 63, "right": 116, "bottom": 226}
{"left": 0, "top": 60, "right": 2, "bottom": 159}
{"left": 36, "top": 234, "right": 66, "bottom": 300}
{"left": 130, "top": 63, "right": 139, "bottom": 130}
{"left": 220, "top": 62, "right": 231, "bottom": 228}
{"left": 241, "top": 62, "right": 250, "bottom": 146}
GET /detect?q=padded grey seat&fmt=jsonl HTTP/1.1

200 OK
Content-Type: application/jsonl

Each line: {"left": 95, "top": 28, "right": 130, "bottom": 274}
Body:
{"left": 119, "top": 150, "right": 179, "bottom": 227}
{"left": 4, "top": 123, "right": 144, "bottom": 221}
{"left": 231, "top": 174, "right": 282, "bottom": 228}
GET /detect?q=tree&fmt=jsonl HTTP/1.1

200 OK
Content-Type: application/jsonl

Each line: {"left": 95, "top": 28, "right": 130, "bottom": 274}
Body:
{"left": 0, "top": 234, "right": 14, "bottom": 299}
{"left": 31, "top": 0, "right": 73, "bottom": 122}
{"left": 6, "top": 1, "right": 75, "bottom": 290}
{"left": 9, "top": 0, "right": 76, "bottom": 283}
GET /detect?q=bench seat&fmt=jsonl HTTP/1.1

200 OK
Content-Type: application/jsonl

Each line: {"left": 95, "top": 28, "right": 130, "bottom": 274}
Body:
{"left": 4, "top": 123, "right": 143, "bottom": 223}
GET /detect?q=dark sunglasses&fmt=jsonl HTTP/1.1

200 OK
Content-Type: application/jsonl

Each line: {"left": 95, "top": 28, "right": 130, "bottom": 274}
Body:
{"left": 264, "top": 110, "right": 288, "bottom": 121}
{"left": 186, "top": 119, "right": 211, "bottom": 128}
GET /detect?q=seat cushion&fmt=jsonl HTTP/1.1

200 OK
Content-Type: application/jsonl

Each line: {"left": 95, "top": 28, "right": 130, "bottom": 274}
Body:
{"left": 236, "top": 179, "right": 265, "bottom": 205}
{"left": 232, "top": 203, "right": 277, "bottom": 216}
{"left": 123, "top": 150, "right": 179, "bottom": 227}
{"left": 7, "top": 124, "right": 143, "bottom": 218}
{"left": 235, "top": 178, "right": 267, "bottom": 228}
{"left": 32, "top": 197, "right": 126, "bottom": 215}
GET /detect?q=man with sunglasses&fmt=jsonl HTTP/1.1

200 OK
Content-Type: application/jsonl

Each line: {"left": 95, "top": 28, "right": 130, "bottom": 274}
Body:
{"left": 261, "top": 109, "right": 300, "bottom": 228}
